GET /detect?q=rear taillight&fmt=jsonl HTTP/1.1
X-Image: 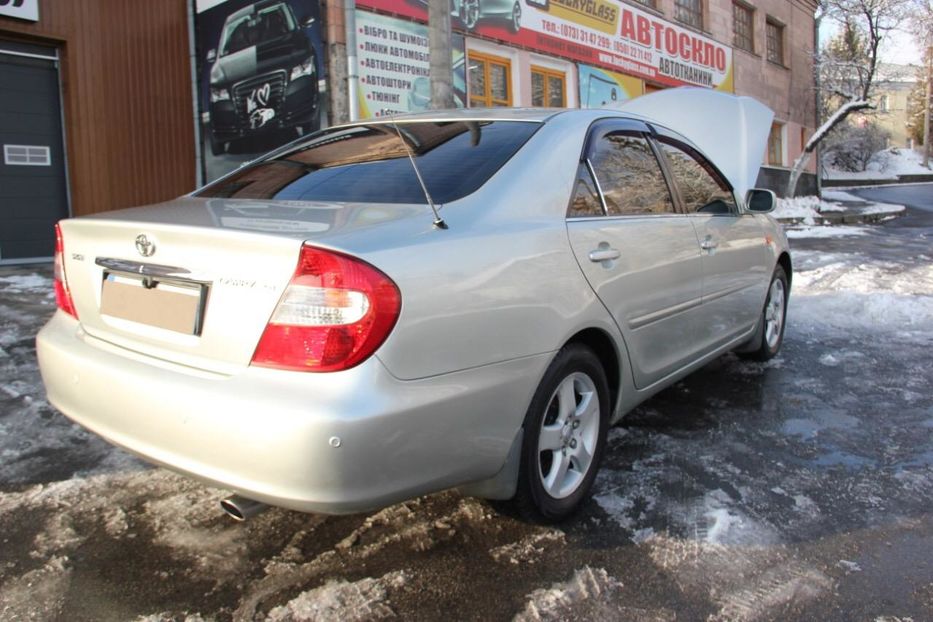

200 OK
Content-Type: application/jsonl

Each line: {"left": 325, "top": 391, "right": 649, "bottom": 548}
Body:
{"left": 251, "top": 245, "right": 401, "bottom": 372}
{"left": 53, "top": 223, "right": 78, "bottom": 319}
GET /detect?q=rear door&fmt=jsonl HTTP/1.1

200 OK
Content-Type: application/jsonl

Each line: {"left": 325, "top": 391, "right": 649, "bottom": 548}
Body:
{"left": 652, "top": 131, "right": 770, "bottom": 354}
{"left": 565, "top": 120, "right": 705, "bottom": 389}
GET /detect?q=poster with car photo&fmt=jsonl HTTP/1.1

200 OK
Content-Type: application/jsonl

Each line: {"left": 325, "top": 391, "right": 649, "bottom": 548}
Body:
{"left": 194, "top": 0, "right": 327, "bottom": 182}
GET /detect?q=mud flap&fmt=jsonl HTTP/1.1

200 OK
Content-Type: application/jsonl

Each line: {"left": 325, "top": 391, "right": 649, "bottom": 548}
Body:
{"left": 457, "top": 429, "right": 523, "bottom": 500}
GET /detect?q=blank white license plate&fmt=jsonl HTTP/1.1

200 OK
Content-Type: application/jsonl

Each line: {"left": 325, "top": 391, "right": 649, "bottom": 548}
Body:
{"left": 100, "top": 273, "right": 206, "bottom": 335}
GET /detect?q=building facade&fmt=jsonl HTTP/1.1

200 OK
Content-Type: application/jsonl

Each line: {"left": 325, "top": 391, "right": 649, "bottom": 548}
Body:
{"left": 0, "top": 0, "right": 817, "bottom": 262}
{"left": 873, "top": 63, "right": 921, "bottom": 149}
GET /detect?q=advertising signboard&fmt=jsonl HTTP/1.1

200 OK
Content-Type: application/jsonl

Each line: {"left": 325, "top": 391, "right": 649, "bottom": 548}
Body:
{"left": 355, "top": 11, "right": 467, "bottom": 118}
{"left": 193, "top": 0, "right": 327, "bottom": 182}
{"left": 578, "top": 64, "right": 643, "bottom": 108}
{"left": 356, "top": 0, "right": 733, "bottom": 92}
{"left": 0, "top": 0, "right": 39, "bottom": 22}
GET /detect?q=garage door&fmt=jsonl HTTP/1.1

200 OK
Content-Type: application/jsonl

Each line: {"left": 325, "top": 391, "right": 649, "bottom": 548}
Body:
{"left": 0, "top": 41, "right": 69, "bottom": 263}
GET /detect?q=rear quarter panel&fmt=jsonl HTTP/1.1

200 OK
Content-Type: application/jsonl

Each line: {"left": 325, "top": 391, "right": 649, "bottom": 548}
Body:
{"left": 326, "top": 112, "right": 624, "bottom": 382}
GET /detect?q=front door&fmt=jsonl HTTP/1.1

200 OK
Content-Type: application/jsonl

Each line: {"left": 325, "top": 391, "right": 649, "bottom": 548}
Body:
{"left": 653, "top": 134, "right": 771, "bottom": 353}
{"left": 0, "top": 41, "right": 69, "bottom": 262}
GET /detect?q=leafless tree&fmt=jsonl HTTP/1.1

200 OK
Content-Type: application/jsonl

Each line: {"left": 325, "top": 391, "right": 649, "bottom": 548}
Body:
{"left": 786, "top": 0, "right": 910, "bottom": 196}
{"left": 822, "top": 120, "right": 891, "bottom": 171}
{"left": 907, "top": 0, "right": 933, "bottom": 166}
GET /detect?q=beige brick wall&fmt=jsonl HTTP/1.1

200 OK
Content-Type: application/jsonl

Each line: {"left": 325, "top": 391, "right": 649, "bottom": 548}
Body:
{"left": 630, "top": 0, "right": 818, "bottom": 168}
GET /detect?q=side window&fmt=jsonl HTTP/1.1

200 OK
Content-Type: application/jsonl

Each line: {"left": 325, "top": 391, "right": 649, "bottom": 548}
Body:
{"left": 589, "top": 133, "right": 675, "bottom": 216}
{"left": 567, "top": 163, "right": 603, "bottom": 218}
{"left": 656, "top": 139, "right": 737, "bottom": 215}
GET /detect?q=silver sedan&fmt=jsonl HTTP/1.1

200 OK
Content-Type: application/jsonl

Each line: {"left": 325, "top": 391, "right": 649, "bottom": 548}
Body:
{"left": 37, "top": 89, "right": 790, "bottom": 522}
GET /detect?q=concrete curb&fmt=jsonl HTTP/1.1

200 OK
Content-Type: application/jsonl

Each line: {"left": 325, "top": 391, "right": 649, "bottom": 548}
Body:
{"left": 776, "top": 205, "right": 905, "bottom": 226}
{"left": 823, "top": 174, "right": 933, "bottom": 187}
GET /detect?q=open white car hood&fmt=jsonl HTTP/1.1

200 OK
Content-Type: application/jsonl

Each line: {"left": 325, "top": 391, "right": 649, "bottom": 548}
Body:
{"left": 621, "top": 88, "right": 775, "bottom": 200}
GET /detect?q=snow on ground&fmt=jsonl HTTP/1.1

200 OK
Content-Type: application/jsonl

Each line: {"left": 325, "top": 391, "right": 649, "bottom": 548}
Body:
{"left": 0, "top": 274, "right": 53, "bottom": 293}
{"left": 824, "top": 147, "right": 932, "bottom": 180}
{"left": 2, "top": 224, "right": 932, "bottom": 618}
{"left": 789, "top": 250, "right": 933, "bottom": 337}
{"left": 589, "top": 232, "right": 933, "bottom": 617}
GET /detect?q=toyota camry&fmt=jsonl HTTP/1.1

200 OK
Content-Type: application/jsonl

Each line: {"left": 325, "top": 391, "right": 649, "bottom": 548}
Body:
{"left": 37, "top": 88, "right": 790, "bottom": 522}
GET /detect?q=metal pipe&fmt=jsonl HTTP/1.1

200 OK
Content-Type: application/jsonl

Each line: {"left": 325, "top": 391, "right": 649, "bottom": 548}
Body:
{"left": 344, "top": 0, "right": 360, "bottom": 121}
{"left": 220, "top": 495, "right": 269, "bottom": 521}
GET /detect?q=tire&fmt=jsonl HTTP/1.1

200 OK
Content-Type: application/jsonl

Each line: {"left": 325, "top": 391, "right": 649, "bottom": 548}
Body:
{"left": 461, "top": 0, "right": 479, "bottom": 30}
{"left": 739, "top": 265, "right": 788, "bottom": 361}
{"left": 509, "top": 1, "right": 522, "bottom": 33}
{"left": 512, "top": 344, "right": 609, "bottom": 522}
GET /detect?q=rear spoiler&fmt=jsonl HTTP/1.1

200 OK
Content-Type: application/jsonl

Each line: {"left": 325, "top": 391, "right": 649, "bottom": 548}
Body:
{"left": 621, "top": 88, "right": 774, "bottom": 199}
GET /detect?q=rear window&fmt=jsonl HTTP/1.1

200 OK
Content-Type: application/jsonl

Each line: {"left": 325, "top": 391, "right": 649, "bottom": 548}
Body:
{"left": 196, "top": 121, "right": 540, "bottom": 204}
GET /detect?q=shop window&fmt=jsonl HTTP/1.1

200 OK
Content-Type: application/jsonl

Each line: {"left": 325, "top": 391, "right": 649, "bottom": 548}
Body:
{"left": 531, "top": 67, "right": 566, "bottom": 108}
{"left": 733, "top": 2, "right": 754, "bottom": 53}
{"left": 468, "top": 52, "right": 512, "bottom": 107}
{"left": 632, "top": 0, "right": 656, "bottom": 8}
{"left": 656, "top": 138, "right": 736, "bottom": 214}
{"left": 766, "top": 17, "right": 785, "bottom": 65}
{"left": 768, "top": 122, "right": 784, "bottom": 166}
{"left": 590, "top": 133, "right": 675, "bottom": 216}
{"left": 674, "top": 0, "right": 703, "bottom": 29}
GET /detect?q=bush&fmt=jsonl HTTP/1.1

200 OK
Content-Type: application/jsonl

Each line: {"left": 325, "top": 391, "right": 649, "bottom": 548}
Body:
{"left": 822, "top": 121, "right": 891, "bottom": 172}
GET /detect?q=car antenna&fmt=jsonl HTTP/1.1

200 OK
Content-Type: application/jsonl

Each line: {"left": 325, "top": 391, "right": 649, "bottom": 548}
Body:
{"left": 390, "top": 115, "right": 448, "bottom": 230}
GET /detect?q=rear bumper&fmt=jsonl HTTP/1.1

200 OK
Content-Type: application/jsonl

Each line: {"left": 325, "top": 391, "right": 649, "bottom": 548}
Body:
{"left": 37, "top": 312, "right": 549, "bottom": 514}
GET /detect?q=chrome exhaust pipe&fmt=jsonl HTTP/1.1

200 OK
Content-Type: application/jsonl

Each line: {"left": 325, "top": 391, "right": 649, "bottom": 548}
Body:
{"left": 220, "top": 494, "right": 268, "bottom": 521}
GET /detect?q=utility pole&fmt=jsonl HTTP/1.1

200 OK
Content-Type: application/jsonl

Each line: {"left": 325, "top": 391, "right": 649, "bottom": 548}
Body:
{"left": 428, "top": 0, "right": 455, "bottom": 109}
{"left": 326, "top": 0, "right": 351, "bottom": 124}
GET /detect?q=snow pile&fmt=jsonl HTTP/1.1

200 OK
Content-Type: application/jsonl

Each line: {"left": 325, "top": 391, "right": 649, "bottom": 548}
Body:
{"left": 773, "top": 196, "right": 823, "bottom": 224}
{"left": 514, "top": 567, "right": 654, "bottom": 622}
{"left": 824, "top": 147, "right": 932, "bottom": 180}
{"left": 489, "top": 529, "right": 565, "bottom": 565}
{"left": 774, "top": 193, "right": 904, "bottom": 227}
{"left": 265, "top": 571, "right": 407, "bottom": 622}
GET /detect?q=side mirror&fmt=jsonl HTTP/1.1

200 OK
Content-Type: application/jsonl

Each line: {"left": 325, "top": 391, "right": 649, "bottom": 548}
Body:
{"left": 206, "top": 48, "right": 217, "bottom": 64}
{"left": 745, "top": 188, "right": 776, "bottom": 213}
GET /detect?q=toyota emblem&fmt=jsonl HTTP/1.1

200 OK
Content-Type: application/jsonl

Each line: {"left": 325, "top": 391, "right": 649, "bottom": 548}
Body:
{"left": 135, "top": 234, "right": 156, "bottom": 257}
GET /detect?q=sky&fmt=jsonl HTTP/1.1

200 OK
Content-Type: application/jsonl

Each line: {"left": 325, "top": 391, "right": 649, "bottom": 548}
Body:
{"left": 881, "top": 28, "right": 924, "bottom": 65}
{"left": 820, "top": 19, "right": 924, "bottom": 67}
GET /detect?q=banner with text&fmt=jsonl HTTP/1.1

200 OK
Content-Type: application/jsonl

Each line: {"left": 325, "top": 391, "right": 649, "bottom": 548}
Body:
{"left": 356, "top": 0, "right": 733, "bottom": 91}
{"left": 356, "top": 11, "right": 466, "bottom": 118}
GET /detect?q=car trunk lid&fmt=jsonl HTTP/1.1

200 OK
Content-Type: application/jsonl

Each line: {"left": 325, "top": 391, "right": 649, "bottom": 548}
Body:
{"left": 58, "top": 197, "right": 423, "bottom": 375}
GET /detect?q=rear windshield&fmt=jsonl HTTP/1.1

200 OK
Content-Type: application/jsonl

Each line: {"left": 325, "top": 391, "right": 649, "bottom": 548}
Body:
{"left": 196, "top": 121, "right": 540, "bottom": 204}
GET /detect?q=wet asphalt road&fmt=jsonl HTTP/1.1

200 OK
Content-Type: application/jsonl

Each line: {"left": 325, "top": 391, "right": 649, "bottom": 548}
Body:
{"left": 0, "top": 185, "right": 931, "bottom": 621}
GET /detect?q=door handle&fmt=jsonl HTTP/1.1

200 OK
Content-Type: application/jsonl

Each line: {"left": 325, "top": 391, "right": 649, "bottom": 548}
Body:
{"left": 699, "top": 238, "right": 718, "bottom": 251}
{"left": 588, "top": 248, "right": 621, "bottom": 262}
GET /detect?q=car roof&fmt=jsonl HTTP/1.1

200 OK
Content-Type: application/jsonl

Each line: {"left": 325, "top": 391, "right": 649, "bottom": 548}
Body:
{"left": 359, "top": 107, "right": 567, "bottom": 124}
